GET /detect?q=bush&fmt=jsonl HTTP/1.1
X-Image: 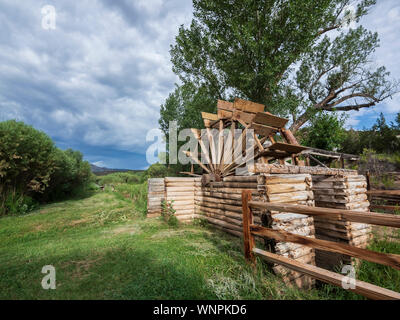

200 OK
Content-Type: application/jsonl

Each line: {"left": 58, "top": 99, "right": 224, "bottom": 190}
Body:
{"left": 0, "top": 120, "right": 91, "bottom": 215}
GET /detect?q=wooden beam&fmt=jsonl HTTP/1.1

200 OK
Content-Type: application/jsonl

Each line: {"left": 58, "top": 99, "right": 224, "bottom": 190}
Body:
{"left": 250, "top": 123, "right": 277, "bottom": 137}
{"left": 370, "top": 205, "right": 400, "bottom": 213}
{"left": 232, "top": 110, "right": 255, "bottom": 124}
{"left": 253, "top": 112, "right": 288, "bottom": 128}
{"left": 217, "top": 99, "right": 234, "bottom": 111}
{"left": 242, "top": 190, "right": 255, "bottom": 265}
{"left": 250, "top": 225, "right": 400, "bottom": 270}
{"left": 248, "top": 163, "right": 358, "bottom": 176}
{"left": 234, "top": 98, "right": 265, "bottom": 113}
{"left": 201, "top": 112, "right": 219, "bottom": 121}
{"left": 253, "top": 248, "right": 400, "bottom": 300}
{"left": 281, "top": 128, "right": 299, "bottom": 145}
{"left": 248, "top": 201, "right": 400, "bottom": 228}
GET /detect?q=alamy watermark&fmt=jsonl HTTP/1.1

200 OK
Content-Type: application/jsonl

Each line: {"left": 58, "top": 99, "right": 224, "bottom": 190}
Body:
{"left": 41, "top": 5, "right": 56, "bottom": 30}
{"left": 41, "top": 265, "right": 56, "bottom": 289}
{"left": 341, "top": 265, "right": 356, "bottom": 290}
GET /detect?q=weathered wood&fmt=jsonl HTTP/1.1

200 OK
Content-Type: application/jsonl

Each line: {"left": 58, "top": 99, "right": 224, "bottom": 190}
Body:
{"left": 223, "top": 176, "right": 258, "bottom": 182}
{"left": 201, "top": 112, "right": 219, "bottom": 121}
{"left": 370, "top": 205, "right": 400, "bottom": 213}
{"left": 268, "top": 142, "right": 308, "bottom": 154}
{"left": 253, "top": 248, "right": 400, "bottom": 300}
{"left": 281, "top": 128, "right": 299, "bottom": 145}
{"left": 232, "top": 110, "right": 255, "bottom": 124}
{"left": 249, "top": 201, "right": 400, "bottom": 228}
{"left": 249, "top": 163, "right": 358, "bottom": 176}
{"left": 266, "top": 184, "right": 308, "bottom": 194}
{"left": 218, "top": 109, "right": 233, "bottom": 119}
{"left": 242, "top": 190, "right": 255, "bottom": 264}
{"left": 250, "top": 123, "right": 277, "bottom": 137}
{"left": 253, "top": 112, "right": 288, "bottom": 128}
{"left": 217, "top": 99, "right": 234, "bottom": 111}
{"left": 234, "top": 98, "right": 265, "bottom": 113}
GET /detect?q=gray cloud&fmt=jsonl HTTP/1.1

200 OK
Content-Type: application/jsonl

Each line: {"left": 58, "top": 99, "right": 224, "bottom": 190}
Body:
{"left": 0, "top": 0, "right": 193, "bottom": 155}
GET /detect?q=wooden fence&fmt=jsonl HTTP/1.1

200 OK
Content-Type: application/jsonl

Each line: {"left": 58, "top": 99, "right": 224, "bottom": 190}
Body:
{"left": 367, "top": 190, "right": 400, "bottom": 214}
{"left": 241, "top": 190, "right": 400, "bottom": 300}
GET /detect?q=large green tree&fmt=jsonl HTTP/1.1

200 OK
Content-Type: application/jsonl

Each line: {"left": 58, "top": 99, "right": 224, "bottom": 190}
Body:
{"left": 164, "top": 0, "right": 398, "bottom": 133}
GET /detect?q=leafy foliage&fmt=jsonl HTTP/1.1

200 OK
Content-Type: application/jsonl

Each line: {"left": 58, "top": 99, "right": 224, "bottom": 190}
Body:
{"left": 0, "top": 120, "right": 91, "bottom": 215}
{"left": 340, "top": 113, "right": 400, "bottom": 155}
{"left": 300, "top": 112, "right": 347, "bottom": 150}
{"left": 162, "top": 0, "right": 398, "bottom": 134}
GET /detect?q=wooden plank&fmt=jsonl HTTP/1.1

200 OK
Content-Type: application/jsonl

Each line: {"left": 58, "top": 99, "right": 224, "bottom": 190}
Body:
{"left": 201, "top": 112, "right": 219, "bottom": 121}
{"left": 251, "top": 225, "right": 400, "bottom": 270}
{"left": 218, "top": 109, "right": 233, "bottom": 119}
{"left": 217, "top": 99, "right": 234, "bottom": 111}
{"left": 250, "top": 123, "right": 277, "bottom": 137}
{"left": 269, "top": 142, "right": 308, "bottom": 154}
{"left": 248, "top": 201, "right": 400, "bottom": 228}
{"left": 234, "top": 98, "right": 265, "bottom": 113}
{"left": 370, "top": 205, "right": 400, "bottom": 213}
{"left": 253, "top": 248, "right": 400, "bottom": 300}
{"left": 367, "top": 190, "right": 400, "bottom": 196}
{"left": 242, "top": 190, "right": 255, "bottom": 264}
{"left": 232, "top": 110, "right": 255, "bottom": 124}
{"left": 253, "top": 112, "right": 288, "bottom": 128}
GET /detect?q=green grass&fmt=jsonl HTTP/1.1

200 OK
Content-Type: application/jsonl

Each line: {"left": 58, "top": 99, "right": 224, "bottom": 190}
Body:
{"left": 0, "top": 187, "right": 399, "bottom": 300}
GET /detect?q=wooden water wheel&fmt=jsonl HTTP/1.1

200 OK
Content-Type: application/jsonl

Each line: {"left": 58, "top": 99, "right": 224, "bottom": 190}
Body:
{"left": 182, "top": 98, "right": 308, "bottom": 182}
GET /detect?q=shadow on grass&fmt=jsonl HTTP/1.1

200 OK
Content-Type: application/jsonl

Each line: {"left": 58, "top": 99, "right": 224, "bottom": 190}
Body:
{"left": 0, "top": 247, "right": 217, "bottom": 300}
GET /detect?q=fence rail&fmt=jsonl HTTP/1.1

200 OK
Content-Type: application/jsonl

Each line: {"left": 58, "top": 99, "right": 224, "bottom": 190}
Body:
{"left": 241, "top": 190, "right": 400, "bottom": 300}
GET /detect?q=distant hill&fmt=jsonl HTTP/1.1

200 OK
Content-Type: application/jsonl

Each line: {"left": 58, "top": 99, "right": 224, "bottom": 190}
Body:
{"left": 90, "top": 164, "right": 144, "bottom": 176}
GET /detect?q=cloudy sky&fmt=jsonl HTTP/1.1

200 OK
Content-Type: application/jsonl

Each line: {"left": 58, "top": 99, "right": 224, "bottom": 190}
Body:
{"left": 0, "top": 0, "right": 399, "bottom": 169}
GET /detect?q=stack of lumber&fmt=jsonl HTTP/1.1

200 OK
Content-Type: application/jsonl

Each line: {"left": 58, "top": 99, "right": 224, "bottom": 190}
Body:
{"left": 165, "top": 177, "right": 196, "bottom": 222}
{"left": 194, "top": 176, "right": 262, "bottom": 237}
{"left": 260, "top": 174, "right": 316, "bottom": 289}
{"left": 312, "top": 175, "right": 372, "bottom": 270}
{"left": 147, "top": 178, "right": 165, "bottom": 218}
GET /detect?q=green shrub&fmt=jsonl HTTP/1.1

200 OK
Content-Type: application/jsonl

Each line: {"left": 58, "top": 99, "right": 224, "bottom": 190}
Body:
{"left": 4, "top": 192, "right": 37, "bottom": 216}
{"left": 0, "top": 120, "right": 91, "bottom": 215}
{"left": 161, "top": 200, "right": 179, "bottom": 227}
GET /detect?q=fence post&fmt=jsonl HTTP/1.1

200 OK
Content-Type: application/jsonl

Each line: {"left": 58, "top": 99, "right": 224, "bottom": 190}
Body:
{"left": 242, "top": 190, "right": 256, "bottom": 266}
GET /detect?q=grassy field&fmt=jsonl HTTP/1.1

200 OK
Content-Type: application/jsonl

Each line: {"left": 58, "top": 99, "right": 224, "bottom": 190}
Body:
{"left": 0, "top": 186, "right": 399, "bottom": 300}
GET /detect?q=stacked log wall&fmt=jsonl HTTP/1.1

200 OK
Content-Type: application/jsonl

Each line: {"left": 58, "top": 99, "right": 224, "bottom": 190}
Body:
{"left": 165, "top": 177, "right": 196, "bottom": 222}
{"left": 312, "top": 175, "right": 372, "bottom": 271}
{"left": 260, "top": 174, "right": 316, "bottom": 289}
{"left": 194, "top": 176, "right": 263, "bottom": 237}
{"left": 147, "top": 178, "right": 165, "bottom": 218}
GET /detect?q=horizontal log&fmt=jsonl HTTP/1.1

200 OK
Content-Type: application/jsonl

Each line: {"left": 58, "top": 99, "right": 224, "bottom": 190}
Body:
{"left": 223, "top": 175, "right": 258, "bottom": 182}
{"left": 266, "top": 184, "right": 308, "bottom": 194}
{"left": 248, "top": 201, "right": 400, "bottom": 228}
{"left": 370, "top": 205, "right": 400, "bottom": 213}
{"left": 166, "top": 187, "right": 195, "bottom": 192}
{"left": 315, "top": 201, "right": 370, "bottom": 210}
{"left": 165, "top": 177, "right": 196, "bottom": 182}
{"left": 199, "top": 188, "right": 258, "bottom": 194}
{"left": 253, "top": 248, "right": 400, "bottom": 300}
{"left": 267, "top": 191, "right": 314, "bottom": 202}
{"left": 312, "top": 188, "right": 367, "bottom": 196}
{"left": 195, "top": 196, "right": 242, "bottom": 206}
{"left": 367, "top": 190, "right": 400, "bottom": 196}
{"left": 174, "top": 209, "right": 194, "bottom": 215}
{"left": 200, "top": 215, "right": 243, "bottom": 232}
{"left": 249, "top": 163, "right": 358, "bottom": 176}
